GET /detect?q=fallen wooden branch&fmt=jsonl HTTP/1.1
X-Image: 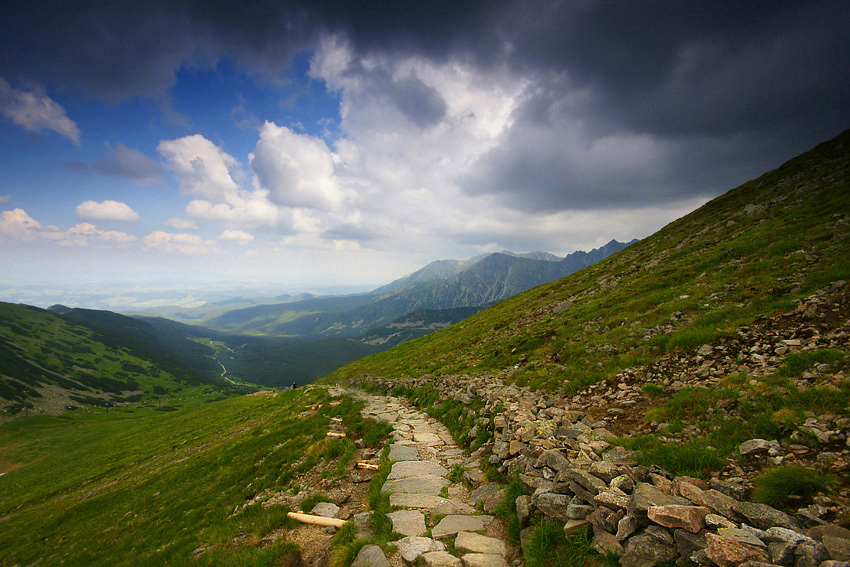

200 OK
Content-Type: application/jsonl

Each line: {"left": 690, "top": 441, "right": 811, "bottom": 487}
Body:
{"left": 326, "top": 432, "right": 346, "bottom": 438}
{"left": 287, "top": 512, "right": 348, "bottom": 528}
{"left": 356, "top": 462, "right": 379, "bottom": 470}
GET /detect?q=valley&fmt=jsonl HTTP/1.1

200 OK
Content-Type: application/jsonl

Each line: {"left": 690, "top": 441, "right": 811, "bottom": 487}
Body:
{"left": 1, "top": 130, "right": 849, "bottom": 566}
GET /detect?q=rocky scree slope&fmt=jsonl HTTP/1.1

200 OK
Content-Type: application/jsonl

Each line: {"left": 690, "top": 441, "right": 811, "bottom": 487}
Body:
{"left": 328, "top": 131, "right": 850, "bottom": 565}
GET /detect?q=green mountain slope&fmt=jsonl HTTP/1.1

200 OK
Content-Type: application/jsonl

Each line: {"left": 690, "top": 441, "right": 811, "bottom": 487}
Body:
{"left": 0, "top": 387, "right": 393, "bottom": 566}
{"left": 328, "top": 130, "right": 850, "bottom": 390}
{"left": 0, "top": 303, "right": 232, "bottom": 418}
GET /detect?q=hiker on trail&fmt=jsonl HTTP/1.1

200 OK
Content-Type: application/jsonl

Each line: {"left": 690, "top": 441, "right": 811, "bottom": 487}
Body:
{"left": 291, "top": 382, "right": 297, "bottom": 390}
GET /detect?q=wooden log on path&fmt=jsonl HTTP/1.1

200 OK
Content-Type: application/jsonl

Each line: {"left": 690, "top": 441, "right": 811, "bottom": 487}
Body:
{"left": 287, "top": 512, "right": 348, "bottom": 528}
{"left": 356, "top": 462, "right": 379, "bottom": 470}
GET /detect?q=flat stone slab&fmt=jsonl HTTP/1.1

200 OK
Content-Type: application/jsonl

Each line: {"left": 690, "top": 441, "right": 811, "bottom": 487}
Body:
{"left": 388, "top": 460, "right": 449, "bottom": 480}
{"left": 389, "top": 443, "right": 420, "bottom": 462}
{"left": 382, "top": 475, "right": 451, "bottom": 495}
{"left": 395, "top": 536, "right": 446, "bottom": 562}
{"left": 422, "top": 551, "right": 462, "bottom": 567}
{"left": 431, "top": 515, "right": 494, "bottom": 538}
{"left": 414, "top": 432, "right": 443, "bottom": 444}
{"left": 455, "top": 531, "right": 507, "bottom": 556}
{"left": 461, "top": 553, "right": 509, "bottom": 567}
{"left": 388, "top": 509, "right": 426, "bottom": 537}
{"left": 389, "top": 493, "right": 476, "bottom": 514}
{"left": 470, "top": 483, "right": 502, "bottom": 505}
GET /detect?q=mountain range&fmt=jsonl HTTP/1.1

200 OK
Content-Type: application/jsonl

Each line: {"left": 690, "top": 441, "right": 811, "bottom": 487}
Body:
{"left": 198, "top": 239, "right": 636, "bottom": 338}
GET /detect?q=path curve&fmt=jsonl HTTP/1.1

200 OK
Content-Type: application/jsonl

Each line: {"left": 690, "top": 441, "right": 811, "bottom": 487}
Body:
{"left": 351, "top": 390, "right": 517, "bottom": 567}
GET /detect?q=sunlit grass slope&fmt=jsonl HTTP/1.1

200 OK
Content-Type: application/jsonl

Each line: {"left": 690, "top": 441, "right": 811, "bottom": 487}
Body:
{"left": 0, "top": 387, "right": 386, "bottom": 566}
{"left": 328, "top": 130, "right": 850, "bottom": 391}
{"left": 0, "top": 302, "right": 231, "bottom": 415}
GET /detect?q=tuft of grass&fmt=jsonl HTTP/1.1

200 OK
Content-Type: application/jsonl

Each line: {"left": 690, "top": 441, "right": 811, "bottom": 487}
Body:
{"left": 616, "top": 435, "right": 724, "bottom": 478}
{"left": 780, "top": 349, "right": 846, "bottom": 377}
{"left": 447, "top": 464, "right": 469, "bottom": 483}
{"left": 493, "top": 475, "right": 529, "bottom": 545}
{"left": 752, "top": 466, "right": 836, "bottom": 509}
{"left": 299, "top": 492, "right": 333, "bottom": 513}
{"left": 525, "top": 521, "right": 612, "bottom": 567}
{"left": 641, "top": 383, "right": 665, "bottom": 396}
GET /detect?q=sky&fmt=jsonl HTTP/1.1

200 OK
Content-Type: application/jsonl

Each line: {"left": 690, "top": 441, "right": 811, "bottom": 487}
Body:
{"left": 1, "top": 1, "right": 849, "bottom": 301}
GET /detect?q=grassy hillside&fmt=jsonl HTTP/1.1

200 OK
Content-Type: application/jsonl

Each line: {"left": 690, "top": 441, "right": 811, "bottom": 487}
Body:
{"left": 0, "top": 387, "right": 392, "bottom": 566}
{"left": 328, "top": 130, "right": 850, "bottom": 391}
{"left": 0, "top": 303, "right": 233, "bottom": 418}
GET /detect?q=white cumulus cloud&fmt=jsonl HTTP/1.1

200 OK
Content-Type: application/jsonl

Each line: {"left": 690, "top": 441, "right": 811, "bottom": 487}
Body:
{"left": 159, "top": 134, "right": 280, "bottom": 229}
{"left": 42, "top": 222, "right": 138, "bottom": 247}
{"left": 76, "top": 200, "right": 140, "bottom": 222}
{"left": 158, "top": 134, "right": 241, "bottom": 202}
{"left": 164, "top": 217, "right": 199, "bottom": 230}
{"left": 0, "top": 208, "right": 42, "bottom": 241}
{"left": 251, "top": 122, "right": 345, "bottom": 211}
{"left": 219, "top": 229, "right": 254, "bottom": 244}
{"left": 144, "top": 231, "right": 216, "bottom": 254}
{"left": 0, "top": 77, "right": 81, "bottom": 145}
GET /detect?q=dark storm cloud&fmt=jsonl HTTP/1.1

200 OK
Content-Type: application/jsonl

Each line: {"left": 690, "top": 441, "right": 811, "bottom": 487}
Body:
{"left": 3, "top": 0, "right": 847, "bottom": 133}
{"left": 93, "top": 143, "right": 165, "bottom": 185}
{"left": 2, "top": 0, "right": 848, "bottom": 211}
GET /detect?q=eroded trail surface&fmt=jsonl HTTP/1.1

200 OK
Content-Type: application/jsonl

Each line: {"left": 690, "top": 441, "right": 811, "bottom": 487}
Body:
{"left": 352, "top": 390, "right": 517, "bottom": 567}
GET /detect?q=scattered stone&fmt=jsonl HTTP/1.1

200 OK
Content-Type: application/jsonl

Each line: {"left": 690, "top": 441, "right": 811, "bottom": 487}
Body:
{"left": 739, "top": 439, "right": 771, "bottom": 456}
{"left": 824, "top": 535, "right": 850, "bottom": 562}
{"left": 705, "top": 532, "right": 769, "bottom": 567}
{"left": 431, "top": 515, "right": 494, "bottom": 538}
{"left": 387, "top": 460, "right": 448, "bottom": 480}
{"left": 734, "top": 501, "right": 802, "bottom": 531}
{"left": 382, "top": 475, "right": 450, "bottom": 496}
{"left": 483, "top": 489, "right": 506, "bottom": 514}
{"left": 705, "top": 513, "right": 737, "bottom": 529}
{"left": 515, "top": 495, "right": 531, "bottom": 525}
{"left": 389, "top": 443, "right": 420, "bottom": 462}
{"left": 563, "top": 518, "right": 591, "bottom": 536}
{"left": 717, "top": 527, "right": 767, "bottom": 549}
{"left": 388, "top": 509, "right": 426, "bottom": 537}
{"left": 389, "top": 493, "right": 474, "bottom": 514}
{"left": 396, "top": 536, "right": 446, "bottom": 563}
{"left": 461, "top": 553, "right": 509, "bottom": 567}
{"left": 455, "top": 531, "right": 507, "bottom": 556}
{"left": 629, "top": 482, "right": 689, "bottom": 515}
{"left": 794, "top": 540, "right": 827, "bottom": 567}
{"left": 351, "top": 544, "right": 390, "bottom": 567}
{"left": 674, "top": 530, "right": 708, "bottom": 563}
{"left": 620, "top": 532, "right": 678, "bottom": 567}
{"left": 470, "top": 483, "right": 502, "bottom": 506}
{"left": 647, "top": 504, "right": 711, "bottom": 533}
{"left": 421, "top": 551, "right": 462, "bottom": 567}
{"left": 310, "top": 502, "right": 340, "bottom": 518}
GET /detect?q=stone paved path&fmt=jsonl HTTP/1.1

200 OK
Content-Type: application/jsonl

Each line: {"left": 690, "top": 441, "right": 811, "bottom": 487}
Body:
{"left": 350, "top": 392, "right": 514, "bottom": 567}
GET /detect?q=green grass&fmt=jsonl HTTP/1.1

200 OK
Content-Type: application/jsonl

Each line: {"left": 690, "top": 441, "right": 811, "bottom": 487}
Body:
{"left": 525, "top": 521, "right": 613, "bottom": 567}
{"left": 493, "top": 475, "right": 530, "bottom": 545}
{"left": 0, "top": 387, "right": 392, "bottom": 567}
{"left": 616, "top": 435, "right": 725, "bottom": 478}
{"left": 326, "top": 130, "right": 850, "bottom": 393}
{"left": 752, "top": 466, "right": 837, "bottom": 510}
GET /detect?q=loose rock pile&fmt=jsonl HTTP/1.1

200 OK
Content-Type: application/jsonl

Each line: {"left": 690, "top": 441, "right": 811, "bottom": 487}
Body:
{"left": 361, "top": 284, "right": 850, "bottom": 566}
